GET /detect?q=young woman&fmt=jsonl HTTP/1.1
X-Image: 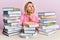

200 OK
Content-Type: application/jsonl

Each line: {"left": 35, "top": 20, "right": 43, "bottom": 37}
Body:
{"left": 19, "top": 1, "right": 40, "bottom": 33}
{"left": 20, "top": 1, "right": 39, "bottom": 26}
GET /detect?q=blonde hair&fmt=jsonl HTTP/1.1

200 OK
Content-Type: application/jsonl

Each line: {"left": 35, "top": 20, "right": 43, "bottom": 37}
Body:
{"left": 24, "top": 1, "right": 34, "bottom": 12}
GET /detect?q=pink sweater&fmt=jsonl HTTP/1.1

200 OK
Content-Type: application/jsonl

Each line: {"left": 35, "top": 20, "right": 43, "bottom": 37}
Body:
{"left": 19, "top": 13, "right": 39, "bottom": 26}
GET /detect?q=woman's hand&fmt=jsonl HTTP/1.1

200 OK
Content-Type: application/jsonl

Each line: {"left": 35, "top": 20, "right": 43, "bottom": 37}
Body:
{"left": 29, "top": 14, "right": 34, "bottom": 20}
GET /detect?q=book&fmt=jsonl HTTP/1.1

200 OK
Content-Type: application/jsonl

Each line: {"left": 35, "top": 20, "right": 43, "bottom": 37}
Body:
{"left": 4, "top": 16, "right": 20, "bottom": 20}
{"left": 40, "top": 18, "right": 56, "bottom": 21}
{"left": 4, "top": 26, "right": 22, "bottom": 31}
{"left": 3, "top": 28, "right": 22, "bottom": 33}
{"left": 3, "top": 32, "right": 19, "bottom": 36}
{"left": 3, "top": 14, "right": 21, "bottom": 17}
{"left": 40, "top": 24, "right": 59, "bottom": 30}
{"left": 40, "top": 22, "right": 56, "bottom": 26}
{"left": 8, "top": 14, "right": 21, "bottom": 17}
{"left": 14, "top": 26, "right": 22, "bottom": 30}
{"left": 41, "top": 20, "right": 56, "bottom": 24}
{"left": 4, "top": 26, "right": 22, "bottom": 29}
{"left": 3, "top": 19, "right": 20, "bottom": 23}
{"left": 4, "top": 23, "right": 19, "bottom": 26}
{"left": 3, "top": 11, "right": 21, "bottom": 16}
{"left": 3, "top": 7, "right": 20, "bottom": 11}
{"left": 3, "top": 30, "right": 20, "bottom": 34}
{"left": 3, "top": 26, "right": 22, "bottom": 34}
{"left": 39, "top": 30, "right": 56, "bottom": 36}
{"left": 39, "top": 28, "right": 56, "bottom": 32}
{"left": 4, "top": 26, "right": 22, "bottom": 30}
{"left": 38, "top": 12, "right": 55, "bottom": 16}
{"left": 3, "top": 27, "right": 14, "bottom": 32}
{"left": 6, "top": 11, "right": 21, "bottom": 14}
{"left": 24, "top": 27, "right": 36, "bottom": 31}
{"left": 39, "top": 15, "right": 56, "bottom": 19}
{"left": 23, "top": 22, "right": 39, "bottom": 27}
{"left": 24, "top": 30, "right": 36, "bottom": 34}
{"left": 20, "top": 33, "right": 33, "bottom": 37}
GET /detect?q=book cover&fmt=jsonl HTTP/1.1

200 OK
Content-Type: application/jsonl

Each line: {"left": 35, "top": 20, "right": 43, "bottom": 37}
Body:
{"left": 3, "top": 19, "right": 20, "bottom": 23}
{"left": 38, "top": 12, "right": 55, "bottom": 16}
{"left": 4, "top": 16, "right": 20, "bottom": 20}
{"left": 3, "top": 7, "right": 20, "bottom": 11}
{"left": 40, "top": 24, "right": 59, "bottom": 30}
{"left": 3, "top": 11, "right": 21, "bottom": 16}
{"left": 23, "top": 22, "right": 39, "bottom": 27}
{"left": 24, "top": 27, "right": 36, "bottom": 31}
{"left": 39, "top": 15, "right": 56, "bottom": 19}
{"left": 24, "top": 30, "right": 36, "bottom": 34}
{"left": 39, "top": 30, "right": 56, "bottom": 36}
{"left": 40, "top": 22, "right": 56, "bottom": 26}
{"left": 39, "top": 28, "right": 56, "bottom": 33}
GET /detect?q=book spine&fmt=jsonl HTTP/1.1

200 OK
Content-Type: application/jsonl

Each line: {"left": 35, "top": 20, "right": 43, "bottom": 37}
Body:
{"left": 20, "top": 33, "right": 33, "bottom": 36}
{"left": 4, "top": 16, "right": 20, "bottom": 20}
{"left": 3, "top": 19, "right": 20, "bottom": 23}
{"left": 40, "top": 16, "right": 56, "bottom": 19}
{"left": 24, "top": 27, "right": 36, "bottom": 31}
{"left": 3, "top": 8, "right": 20, "bottom": 11}
{"left": 38, "top": 12, "right": 55, "bottom": 16}
{"left": 39, "top": 29, "right": 56, "bottom": 32}
{"left": 39, "top": 30, "right": 56, "bottom": 36}
{"left": 41, "top": 24, "right": 59, "bottom": 29}
{"left": 29, "top": 24, "right": 39, "bottom": 27}
{"left": 41, "top": 20, "right": 56, "bottom": 24}
{"left": 24, "top": 30, "right": 36, "bottom": 34}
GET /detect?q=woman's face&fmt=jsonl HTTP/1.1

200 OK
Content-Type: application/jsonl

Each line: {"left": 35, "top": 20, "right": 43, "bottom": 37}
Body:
{"left": 26, "top": 3, "right": 35, "bottom": 14}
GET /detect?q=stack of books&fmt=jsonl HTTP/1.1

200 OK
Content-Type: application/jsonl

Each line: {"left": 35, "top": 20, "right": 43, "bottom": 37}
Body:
{"left": 20, "top": 22, "right": 39, "bottom": 38}
{"left": 20, "top": 27, "right": 36, "bottom": 38}
{"left": 38, "top": 12, "right": 59, "bottom": 36}
{"left": 3, "top": 26, "right": 22, "bottom": 36}
{"left": 3, "top": 7, "right": 22, "bottom": 36}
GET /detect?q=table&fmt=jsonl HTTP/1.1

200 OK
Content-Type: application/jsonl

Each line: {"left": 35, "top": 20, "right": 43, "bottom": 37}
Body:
{"left": 0, "top": 29, "right": 60, "bottom": 40}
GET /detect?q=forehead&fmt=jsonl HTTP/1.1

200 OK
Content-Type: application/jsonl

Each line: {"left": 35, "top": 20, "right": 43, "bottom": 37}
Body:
{"left": 27, "top": 3, "right": 33, "bottom": 6}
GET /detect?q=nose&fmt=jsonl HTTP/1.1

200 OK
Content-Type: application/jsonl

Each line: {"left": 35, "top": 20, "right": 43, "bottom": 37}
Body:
{"left": 31, "top": 7, "right": 33, "bottom": 10}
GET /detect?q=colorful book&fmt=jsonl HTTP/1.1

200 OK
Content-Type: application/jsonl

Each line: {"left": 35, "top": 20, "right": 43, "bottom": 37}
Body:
{"left": 8, "top": 14, "right": 21, "bottom": 17}
{"left": 40, "top": 15, "right": 56, "bottom": 19}
{"left": 38, "top": 12, "right": 55, "bottom": 16}
{"left": 3, "top": 19, "right": 20, "bottom": 23}
{"left": 24, "top": 30, "right": 36, "bottom": 34}
{"left": 39, "top": 30, "right": 56, "bottom": 36}
{"left": 3, "top": 32, "right": 19, "bottom": 37}
{"left": 40, "top": 24, "right": 59, "bottom": 30}
{"left": 40, "top": 22, "right": 56, "bottom": 26}
{"left": 39, "top": 28, "right": 56, "bottom": 32}
{"left": 24, "top": 27, "right": 36, "bottom": 31}
{"left": 3, "top": 11, "right": 21, "bottom": 14}
{"left": 3, "top": 30, "right": 20, "bottom": 34}
{"left": 3, "top": 7, "right": 20, "bottom": 11}
{"left": 4, "top": 26, "right": 22, "bottom": 29}
{"left": 20, "top": 33, "right": 33, "bottom": 37}
{"left": 4, "top": 23, "right": 19, "bottom": 26}
{"left": 41, "top": 20, "right": 56, "bottom": 24}
{"left": 40, "top": 18, "right": 56, "bottom": 21}
{"left": 4, "top": 16, "right": 20, "bottom": 20}
{"left": 23, "top": 22, "right": 39, "bottom": 27}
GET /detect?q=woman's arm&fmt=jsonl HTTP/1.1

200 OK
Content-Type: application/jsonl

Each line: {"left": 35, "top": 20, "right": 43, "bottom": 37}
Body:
{"left": 30, "top": 15, "right": 40, "bottom": 24}
{"left": 18, "top": 15, "right": 24, "bottom": 26}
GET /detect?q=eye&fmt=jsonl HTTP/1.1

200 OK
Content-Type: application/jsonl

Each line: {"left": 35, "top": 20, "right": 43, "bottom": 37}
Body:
{"left": 29, "top": 6, "right": 31, "bottom": 7}
{"left": 32, "top": 5, "right": 34, "bottom": 7}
